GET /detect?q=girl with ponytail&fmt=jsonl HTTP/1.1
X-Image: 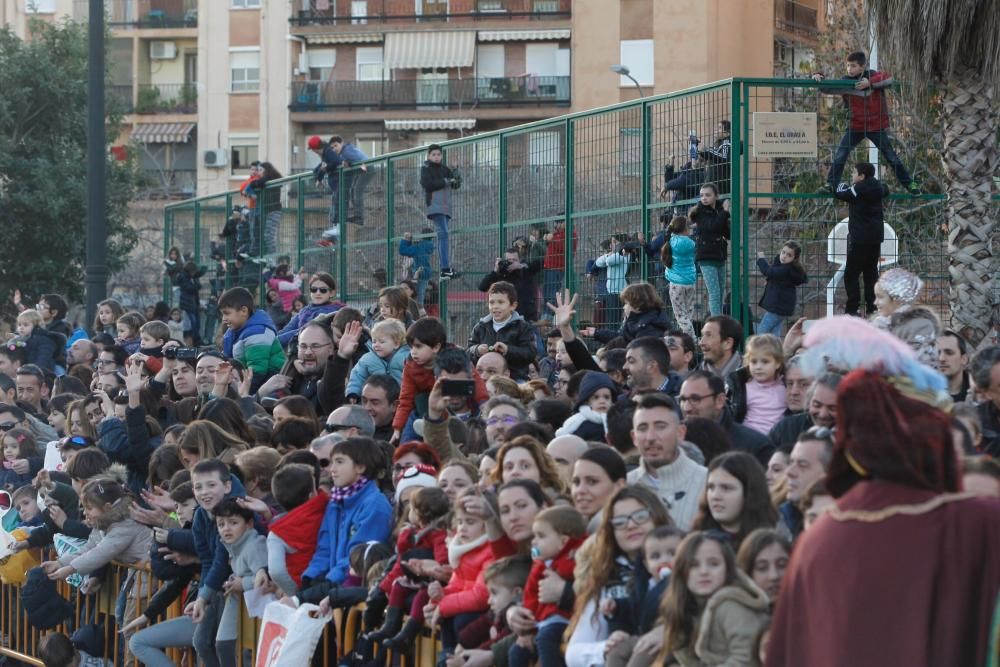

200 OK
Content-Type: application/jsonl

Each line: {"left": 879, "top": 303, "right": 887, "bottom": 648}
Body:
{"left": 660, "top": 216, "right": 698, "bottom": 338}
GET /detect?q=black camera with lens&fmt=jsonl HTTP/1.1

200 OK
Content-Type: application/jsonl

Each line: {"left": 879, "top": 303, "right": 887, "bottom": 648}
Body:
{"left": 497, "top": 258, "right": 513, "bottom": 273}
{"left": 163, "top": 347, "right": 199, "bottom": 361}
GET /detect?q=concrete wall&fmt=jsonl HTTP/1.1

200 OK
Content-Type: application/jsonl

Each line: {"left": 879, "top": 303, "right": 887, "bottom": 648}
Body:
{"left": 197, "top": 0, "right": 231, "bottom": 194}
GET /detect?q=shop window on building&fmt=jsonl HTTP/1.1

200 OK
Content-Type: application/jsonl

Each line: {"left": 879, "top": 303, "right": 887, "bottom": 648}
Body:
{"left": 231, "top": 144, "right": 259, "bottom": 175}
{"left": 231, "top": 51, "right": 260, "bottom": 92}
{"left": 619, "top": 40, "right": 654, "bottom": 87}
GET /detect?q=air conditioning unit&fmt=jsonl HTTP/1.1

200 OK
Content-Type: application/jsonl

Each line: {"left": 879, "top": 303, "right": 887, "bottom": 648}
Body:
{"left": 204, "top": 149, "right": 228, "bottom": 168}
{"left": 150, "top": 41, "right": 177, "bottom": 60}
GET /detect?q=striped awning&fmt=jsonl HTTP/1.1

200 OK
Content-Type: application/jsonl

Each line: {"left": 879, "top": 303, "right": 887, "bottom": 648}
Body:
{"left": 384, "top": 31, "right": 475, "bottom": 69}
{"left": 131, "top": 123, "right": 196, "bottom": 144}
{"left": 384, "top": 118, "right": 476, "bottom": 131}
{"left": 478, "top": 29, "right": 571, "bottom": 41}
{"left": 306, "top": 32, "right": 383, "bottom": 45}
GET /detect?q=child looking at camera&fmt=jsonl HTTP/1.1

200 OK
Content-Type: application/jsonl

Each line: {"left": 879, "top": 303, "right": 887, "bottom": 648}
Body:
{"left": 731, "top": 335, "right": 787, "bottom": 435}
{"left": 756, "top": 241, "right": 807, "bottom": 337}
{"left": 215, "top": 498, "right": 268, "bottom": 665}
{"left": 1, "top": 428, "right": 39, "bottom": 493}
{"left": 346, "top": 319, "right": 409, "bottom": 401}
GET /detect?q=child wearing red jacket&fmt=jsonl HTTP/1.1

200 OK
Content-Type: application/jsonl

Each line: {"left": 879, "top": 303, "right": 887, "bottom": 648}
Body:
{"left": 391, "top": 317, "right": 489, "bottom": 444}
{"left": 368, "top": 486, "right": 452, "bottom": 649}
{"left": 259, "top": 464, "right": 329, "bottom": 595}
{"left": 510, "top": 506, "right": 588, "bottom": 667}
{"left": 424, "top": 489, "right": 495, "bottom": 652}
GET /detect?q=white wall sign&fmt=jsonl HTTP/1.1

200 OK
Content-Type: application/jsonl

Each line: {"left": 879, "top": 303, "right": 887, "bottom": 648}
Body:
{"left": 752, "top": 112, "right": 817, "bottom": 158}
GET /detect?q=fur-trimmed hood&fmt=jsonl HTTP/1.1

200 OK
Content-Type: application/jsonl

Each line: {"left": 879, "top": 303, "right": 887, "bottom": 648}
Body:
{"left": 677, "top": 569, "right": 770, "bottom": 666}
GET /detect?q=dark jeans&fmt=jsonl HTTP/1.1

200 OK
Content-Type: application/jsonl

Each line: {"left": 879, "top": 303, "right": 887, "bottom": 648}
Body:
{"left": 828, "top": 128, "right": 911, "bottom": 187}
{"left": 843, "top": 241, "right": 880, "bottom": 315}
{"left": 508, "top": 621, "right": 567, "bottom": 667}
{"left": 345, "top": 170, "right": 372, "bottom": 222}
{"left": 183, "top": 308, "right": 201, "bottom": 345}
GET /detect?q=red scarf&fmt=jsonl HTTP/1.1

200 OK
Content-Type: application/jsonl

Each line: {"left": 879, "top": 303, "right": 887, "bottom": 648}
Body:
{"left": 269, "top": 491, "right": 330, "bottom": 586}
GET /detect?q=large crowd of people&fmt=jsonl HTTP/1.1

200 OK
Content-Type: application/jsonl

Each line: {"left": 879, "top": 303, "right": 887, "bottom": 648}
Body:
{"left": 1, "top": 50, "right": 998, "bottom": 667}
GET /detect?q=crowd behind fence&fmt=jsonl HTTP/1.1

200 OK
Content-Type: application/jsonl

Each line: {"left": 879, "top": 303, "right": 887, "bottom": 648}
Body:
{"left": 163, "top": 78, "right": 970, "bottom": 348}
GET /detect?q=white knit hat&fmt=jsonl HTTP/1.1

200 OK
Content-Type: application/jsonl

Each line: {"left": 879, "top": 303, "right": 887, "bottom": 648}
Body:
{"left": 394, "top": 464, "right": 438, "bottom": 503}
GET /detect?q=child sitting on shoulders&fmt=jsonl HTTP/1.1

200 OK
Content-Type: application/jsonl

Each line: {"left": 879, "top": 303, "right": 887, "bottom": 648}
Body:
{"left": 510, "top": 506, "right": 588, "bottom": 667}
{"left": 14, "top": 309, "right": 63, "bottom": 372}
{"left": 730, "top": 335, "right": 787, "bottom": 436}
{"left": 116, "top": 312, "right": 146, "bottom": 356}
{"left": 346, "top": 319, "right": 409, "bottom": 402}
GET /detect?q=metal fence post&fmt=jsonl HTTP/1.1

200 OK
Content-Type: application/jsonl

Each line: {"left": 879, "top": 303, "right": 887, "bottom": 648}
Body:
{"left": 563, "top": 118, "right": 575, "bottom": 295}
{"left": 162, "top": 206, "right": 173, "bottom": 302}
{"left": 729, "top": 80, "right": 745, "bottom": 332}
{"left": 640, "top": 100, "right": 651, "bottom": 281}
{"left": 386, "top": 161, "right": 395, "bottom": 284}
{"left": 296, "top": 177, "right": 305, "bottom": 271}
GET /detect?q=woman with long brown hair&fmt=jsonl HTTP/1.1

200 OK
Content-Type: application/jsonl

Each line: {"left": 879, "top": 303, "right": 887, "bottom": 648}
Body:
{"left": 566, "top": 486, "right": 672, "bottom": 667}
{"left": 177, "top": 420, "right": 248, "bottom": 467}
{"left": 692, "top": 451, "right": 777, "bottom": 552}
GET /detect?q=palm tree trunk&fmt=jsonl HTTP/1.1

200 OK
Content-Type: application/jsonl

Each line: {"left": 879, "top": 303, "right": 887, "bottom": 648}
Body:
{"left": 941, "top": 65, "right": 998, "bottom": 348}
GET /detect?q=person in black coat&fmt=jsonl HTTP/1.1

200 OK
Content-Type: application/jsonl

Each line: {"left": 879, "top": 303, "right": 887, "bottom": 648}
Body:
{"left": 756, "top": 241, "right": 807, "bottom": 336}
{"left": 690, "top": 185, "right": 731, "bottom": 316}
{"left": 467, "top": 282, "right": 538, "bottom": 381}
{"left": 174, "top": 261, "right": 205, "bottom": 345}
{"left": 834, "top": 161, "right": 889, "bottom": 316}
{"left": 478, "top": 248, "right": 542, "bottom": 321}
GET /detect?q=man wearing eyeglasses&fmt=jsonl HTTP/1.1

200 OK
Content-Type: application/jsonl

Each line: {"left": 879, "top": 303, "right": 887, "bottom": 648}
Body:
{"left": 679, "top": 371, "right": 773, "bottom": 467}
{"left": 95, "top": 346, "right": 127, "bottom": 375}
{"left": 324, "top": 405, "right": 375, "bottom": 439}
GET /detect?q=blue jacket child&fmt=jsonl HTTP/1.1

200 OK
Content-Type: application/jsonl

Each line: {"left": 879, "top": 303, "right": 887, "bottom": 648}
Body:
{"left": 398, "top": 235, "right": 435, "bottom": 280}
{"left": 346, "top": 343, "right": 409, "bottom": 401}
{"left": 301, "top": 477, "right": 392, "bottom": 586}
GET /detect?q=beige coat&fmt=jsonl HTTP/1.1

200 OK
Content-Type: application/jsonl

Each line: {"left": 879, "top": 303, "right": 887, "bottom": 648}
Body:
{"left": 674, "top": 570, "right": 770, "bottom": 667}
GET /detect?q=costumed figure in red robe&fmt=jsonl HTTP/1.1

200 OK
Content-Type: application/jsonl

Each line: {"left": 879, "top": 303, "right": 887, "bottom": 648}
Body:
{"left": 766, "top": 316, "right": 1000, "bottom": 667}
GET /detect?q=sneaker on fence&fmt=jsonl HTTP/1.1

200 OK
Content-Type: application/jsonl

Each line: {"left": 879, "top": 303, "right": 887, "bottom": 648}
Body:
{"left": 321, "top": 226, "right": 340, "bottom": 240}
{"left": 317, "top": 239, "right": 336, "bottom": 248}
{"left": 905, "top": 182, "right": 923, "bottom": 195}
{"left": 815, "top": 184, "right": 834, "bottom": 195}
{"left": 440, "top": 268, "right": 458, "bottom": 280}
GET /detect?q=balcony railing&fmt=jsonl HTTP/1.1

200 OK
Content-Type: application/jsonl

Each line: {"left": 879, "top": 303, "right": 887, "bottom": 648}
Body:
{"left": 774, "top": 0, "right": 817, "bottom": 37}
{"left": 109, "top": 84, "right": 135, "bottom": 113}
{"left": 290, "top": 76, "right": 570, "bottom": 111}
{"left": 135, "top": 83, "right": 198, "bottom": 114}
{"left": 290, "top": 0, "right": 569, "bottom": 26}
{"left": 74, "top": 0, "right": 198, "bottom": 28}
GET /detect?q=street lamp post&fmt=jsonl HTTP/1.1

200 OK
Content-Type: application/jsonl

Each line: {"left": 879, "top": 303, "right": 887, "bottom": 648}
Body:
{"left": 611, "top": 64, "right": 645, "bottom": 98}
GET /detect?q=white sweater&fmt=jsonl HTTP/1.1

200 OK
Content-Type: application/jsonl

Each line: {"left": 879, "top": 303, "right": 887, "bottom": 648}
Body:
{"left": 626, "top": 450, "right": 707, "bottom": 531}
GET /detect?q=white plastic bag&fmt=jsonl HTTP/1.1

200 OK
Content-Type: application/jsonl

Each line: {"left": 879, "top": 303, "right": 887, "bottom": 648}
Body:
{"left": 254, "top": 600, "right": 330, "bottom": 667}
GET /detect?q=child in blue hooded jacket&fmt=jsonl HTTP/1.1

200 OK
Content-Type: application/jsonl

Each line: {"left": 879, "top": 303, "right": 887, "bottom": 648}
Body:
{"left": 346, "top": 319, "right": 409, "bottom": 401}
{"left": 301, "top": 437, "right": 392, "bottom": 603}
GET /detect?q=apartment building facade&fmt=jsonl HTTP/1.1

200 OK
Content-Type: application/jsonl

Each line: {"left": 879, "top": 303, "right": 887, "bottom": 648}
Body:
{"left": 2, "top": 0, "right": 822, "bottom": 197}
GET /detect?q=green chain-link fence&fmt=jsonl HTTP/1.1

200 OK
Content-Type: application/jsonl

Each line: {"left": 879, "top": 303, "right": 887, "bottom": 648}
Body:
{"left": 165, "top": 77, "right": 969, "bottom": 346}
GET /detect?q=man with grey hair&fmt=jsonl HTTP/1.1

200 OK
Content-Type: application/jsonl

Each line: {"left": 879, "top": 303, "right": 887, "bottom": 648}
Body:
{"left": 783, "top": 355, "right": 814, "bottom": 415}
{"left": 324, "top": 404, "right": 374, "bottom": 439}
{"left": 778, "top": 425, "right": 835, "bottom": 540}
{"left": 768, "top": 372, "right": 842, "bottom": 450}
{"left": 971, "top": 346, "right": 1000, "bottom": 456}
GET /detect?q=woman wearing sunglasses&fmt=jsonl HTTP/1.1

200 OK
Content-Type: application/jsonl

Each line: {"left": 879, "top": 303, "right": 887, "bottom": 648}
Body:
{"left": 276, "top": 272, "right": 344, "bottom": 347}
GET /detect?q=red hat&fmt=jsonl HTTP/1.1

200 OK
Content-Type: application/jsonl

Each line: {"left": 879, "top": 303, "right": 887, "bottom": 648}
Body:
{"left": 307, "top": 135, "right": 323, "bottom": 150}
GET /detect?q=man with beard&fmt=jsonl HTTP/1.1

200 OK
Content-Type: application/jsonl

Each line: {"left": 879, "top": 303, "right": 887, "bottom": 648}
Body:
{"left": 768, "top": 373, "right": 842, "bottom": 450}
{"left": 361, "top": 374, "right": 399, "bottom": 443}
{"left": 622, "top": 337, "right": 681, "bottom": 397}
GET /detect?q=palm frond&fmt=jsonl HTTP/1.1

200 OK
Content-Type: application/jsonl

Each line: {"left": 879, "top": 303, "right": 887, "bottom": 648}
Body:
{"left": 867, "top": 0, "right": 1000, "bottom": 89}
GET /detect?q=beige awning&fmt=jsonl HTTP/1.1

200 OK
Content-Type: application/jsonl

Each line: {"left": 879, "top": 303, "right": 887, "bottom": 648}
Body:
{"left": 384, "top": 118, "right": 476, "bottom": 131}
{"left": 306, "top": 32, "right": 383, "bottom": 45}
{"left": 478, "top": 29, "right": 570, "bottom": 41}
{"left": 384, "top": 31, "right": 475, "bottom": 69}
{"left": 131, "top": 123, "right": 196, "bottom": 144}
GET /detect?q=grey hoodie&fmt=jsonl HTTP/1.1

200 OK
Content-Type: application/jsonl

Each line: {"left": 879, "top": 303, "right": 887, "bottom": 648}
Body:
{"left": 224, "top": 526, "right": 269, "bottom": 591}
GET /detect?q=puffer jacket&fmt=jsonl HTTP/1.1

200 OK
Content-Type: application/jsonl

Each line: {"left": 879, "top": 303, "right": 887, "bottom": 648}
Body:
{"left": 437, "top": 535, "right": 494, "bottom": 618}
{"left": 346, "top": 344, "right": 409, "bottom": 399}
{"left": 421, "top": 160, "right": 458, "bottom": 217}
{"left": 757, "top": 257, "right": 807, "bottom": 317}
{"left": 691, "top": 202, "right": 731, "bottom": 262}
{"left": 466, "top": 312, "right": 538, "bottom": 381}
